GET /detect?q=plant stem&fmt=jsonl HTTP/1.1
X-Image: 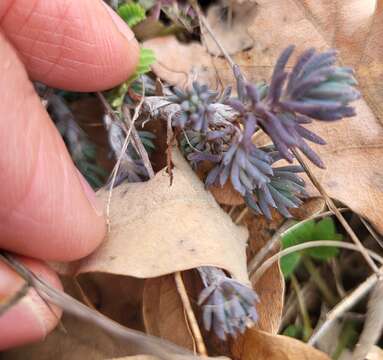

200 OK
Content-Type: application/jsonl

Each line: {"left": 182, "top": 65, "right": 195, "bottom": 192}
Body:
{"left": 290, "top": 274, "right": 313, "bottom": 341}
{"left": 174, "top": 272, "right": 207, "bottom": 356}
{"left": 251, "top": 240, "right": 383, "bottom": 284}
{"left": 332, "top": 320, "right": 357, "bottom": 360}
{"left": 302, "top": 256, "right": 338, "bottom": 307}
{"left": 292, "top": 149, "right": 381, "bottom": 276}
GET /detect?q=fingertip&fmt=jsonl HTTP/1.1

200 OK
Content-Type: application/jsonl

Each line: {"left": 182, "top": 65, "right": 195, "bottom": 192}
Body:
{"left": 0, "top": 257, "right": 62, "bottom": 350}
{"left": 0, "top": 0, "right": 140, "bottom": 91}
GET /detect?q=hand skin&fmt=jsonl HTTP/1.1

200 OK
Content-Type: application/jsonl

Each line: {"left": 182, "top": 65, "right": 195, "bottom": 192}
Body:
{"left": 0, "top": 0, "right": 139, "bottom": 350}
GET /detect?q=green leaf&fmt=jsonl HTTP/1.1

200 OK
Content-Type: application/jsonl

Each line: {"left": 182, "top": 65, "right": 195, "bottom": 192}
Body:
{"left": 280, "top": 251, "right": 301, "bottom": 278}
{"left": 307, "top": 218, "right": 343, "bottom": 260}
{"left": 280, "top": 217, "right": 343, "bottom": 277}
{"left": 282, "top": 324, "right": 302, "bottom": 339}
{"left": 126, "top": 47, "right": 156, "bottom": 86}
{"left": 109, "top": 47, "right": 156, "bottom": 109}
{"left": 118, "top": 2, "right": 146, "bottom": 28}
{"left": 280, "top": 220, "right": 314, "bottom": 278}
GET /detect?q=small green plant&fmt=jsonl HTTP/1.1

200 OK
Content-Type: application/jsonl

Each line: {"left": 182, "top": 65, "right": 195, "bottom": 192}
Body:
{"left": 281, "top": 217, "right": 343, "bottom": 278}
{"left": 110, "top": 47, "right": 156, "bottom": 108}
{"left": 118, "top": 2, "right": 146, "bottom": 27}
{"left": 283, "top": 324, "right": 303, "bottom": 339}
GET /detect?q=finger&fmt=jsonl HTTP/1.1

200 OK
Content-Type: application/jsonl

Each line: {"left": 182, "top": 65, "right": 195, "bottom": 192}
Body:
{"left": 0, "top": 33, "right": 106, "bottom": 261}
{"left": 0, "top": 256, "right": 62, "bottom": 350}
{"left": 0, "top": 0, "right": 140, "bottom": 91}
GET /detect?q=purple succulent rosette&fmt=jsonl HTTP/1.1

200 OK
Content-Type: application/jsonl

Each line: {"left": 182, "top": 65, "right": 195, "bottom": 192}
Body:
{"left": 227, "top": 45, "right": 360, "bottom": 168}
{"left": 197, "top": 267, "right": 259, "bottom": 340}
{"left": 172, "top": 46, "right": 360, "bottom": 219}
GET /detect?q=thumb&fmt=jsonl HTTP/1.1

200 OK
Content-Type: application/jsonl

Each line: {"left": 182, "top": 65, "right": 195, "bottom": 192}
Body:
{"left": 0, "top": 0, "right": 140, "bottom": 91}
{"left": 0, "top": 31, "right": 106, "bottom": 261}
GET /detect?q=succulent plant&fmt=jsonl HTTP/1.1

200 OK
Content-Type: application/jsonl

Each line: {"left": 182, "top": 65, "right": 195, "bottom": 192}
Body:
{"left": 197, "top": 267, "right": 259, "bottom": 340}
{"left": 168, "top": 48, "right": 360, "bottom": 339}
{"left": 169, "top": 82, "right": 223, "bottom": 133}
{"left": 246, "top": 161, "right": 307, "bottom": 219}
{"left": 227, "top": 46, "right": 360, "bottom": 168}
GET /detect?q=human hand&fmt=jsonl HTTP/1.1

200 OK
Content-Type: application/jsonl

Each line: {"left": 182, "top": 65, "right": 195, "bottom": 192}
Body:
{"left": 0, "top": 0, "right": 139, "bottom": 349}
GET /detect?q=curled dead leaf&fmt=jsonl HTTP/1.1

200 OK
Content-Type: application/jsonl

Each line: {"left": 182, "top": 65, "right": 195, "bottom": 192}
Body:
{"left": 366, "top": 346, "right": 383, "bottom": 360}
{"left": 143, "top": 37, "right": 217, "bottom": 89}
{"left": 231, "top": 328, "right": 331, "bottom": 360}
{"left": 2, "top": 312, "right": 220, "bottom": 360}
{"left": 76, "top": 149, "right": 249, "bottom": 284}
{"left": 2, "top": 313, "right": 164, "bottom": 360}
{"left": 201, "top": 1, "right": 257, "bottom": 56}
{"left": 143, "top": 275, "right": 195, "bottom": 350}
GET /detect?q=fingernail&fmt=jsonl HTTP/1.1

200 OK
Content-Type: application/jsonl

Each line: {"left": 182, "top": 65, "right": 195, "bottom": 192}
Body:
{"left": 101, "top": 1, "right": 136, "bottom": 41}
{"left": 76, "top": 170, "right": 104, "bottom": 217}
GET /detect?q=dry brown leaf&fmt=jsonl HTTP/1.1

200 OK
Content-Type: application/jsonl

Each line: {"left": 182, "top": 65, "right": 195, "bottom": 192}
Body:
{"left": 109, "top": 357, "right": 159, "bottom": 360}
{"left": 75, "top": 148, "right": 249, "bottom": 284}
{"left": 143, "top": 37, "right": 217, "bottom": 89}
{"left": 2, "top": 313, "right": 215, "bottom": 360}
{"left": 2, "top": 313, "right": 151, "bottom": 360}
{"left": 142, "top": 275, "right": 195, "bottom": 350}
{"left": 145, "top": 0, "right": 383, "bottom": 234}
{"left": 209, "top": 180, "right": 245, "bottom": 206}
{"left": 366, "top": 346, "right": 383, "bottom": 360}
{"left": 245, "top": 213, "right": 285, "bottom": 335}
{"left": 240, "top": 198, "right": 325, "bottom": 334}
{"left": 298, "top": 0, "right": 383, "bottom": 122}
{"left": 231, "top": 328, "right": 330, "bottom": 360}
{"left": 195, "top": 161, "right": 244, "bottom": 206}
{"left": 76, "top": 273, "right": 145, "bottom": 330}
{"left": 201, "top": 1, "right": 257, "bottom": 56}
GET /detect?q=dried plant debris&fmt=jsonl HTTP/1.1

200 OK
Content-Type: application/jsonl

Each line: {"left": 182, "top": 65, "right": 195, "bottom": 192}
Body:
{"left": 168, "top": 46, "right": 359, "bottom": 219}
{"left": 201, "top": 0, "right": 257, "bottom": 56}
{"left": 46, "top": 93, "right": 107, "bottom": 188}
{"left": 103, "top": 114, "right": 150, "bottom": 185}
{"left": 352, "top": 280, "right": 383, "bottom": 360}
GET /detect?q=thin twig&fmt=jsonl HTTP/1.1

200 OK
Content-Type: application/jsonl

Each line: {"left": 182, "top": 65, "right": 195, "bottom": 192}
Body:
{"left": 189, "top": 0, "right": 236, "bottom": 68}
{"left": 251, "top": 240, "right": 383, "bottom": 283}
{"left": 360, "top": 216, "right": 383, "bottom": 250}
{"left": 352, "top": 280, "right": 383, "bottom": 360}
{"left": 292, "top": 149, "right": 381, "bottom": 275}
{"left": 234, "top": 207, "right": 248, "bottom": 225}
{"left": 0, "top": 282, "right": 29, "bottom": 317}
{"left": 248, "top": 209, "right": 349, "bottom": 275}
{"left": 309, "top": 267, "right": 383, "bottom": 346}
{"left": 0, "top": 252, "right": 196, "bottom": 359}
{"left": 174, "top": 272, "right": 207, "bottom": 356}
{"left": 97, "top": 92, "right": 119, "bottom": 123}
{"left": 72, "top": 278, "right": 96, "bottom": 310}
{"left": 105, "top": 87, "right": 146, "bottom": 229}
{"left": 302, "top": 256, "right": 338, "bottom": 306}
{"left": 281, "top": 281, "right": 316, "bottom": 328}
{"left": 331, "top": 258, "right": 346, "bottom": 299}
{"left": 282, "top": 208, "right": 349, "bottom": 235}
{"left": 291, "top": 274, "right": 313, "bottom": 341}
{"left": 122, "top": 104, "right": 155, "bottom": 179}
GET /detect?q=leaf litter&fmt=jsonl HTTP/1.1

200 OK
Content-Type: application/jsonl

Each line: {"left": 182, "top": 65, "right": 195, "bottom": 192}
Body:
{"left": 3, "top": 1, "right": 383, "bottom": 359}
